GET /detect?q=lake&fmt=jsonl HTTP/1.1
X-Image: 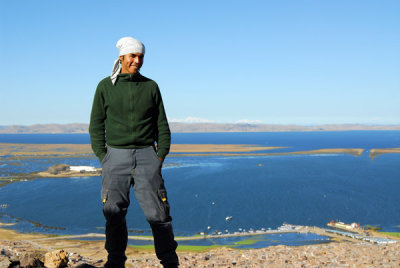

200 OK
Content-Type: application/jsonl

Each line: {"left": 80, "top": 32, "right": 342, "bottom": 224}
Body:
{"left": 0, "top": 131, "right": 399, "bottom": 247}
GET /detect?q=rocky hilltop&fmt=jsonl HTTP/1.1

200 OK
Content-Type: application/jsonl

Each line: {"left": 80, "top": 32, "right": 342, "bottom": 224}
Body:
{"left": 0, "top": 124, "right": 89, "bottom": 134}
{"left": 1, "top": 223, "right": 399, "bottom": 267}
{"left": 0, "top": 231, "right": 399, "bottom": 267}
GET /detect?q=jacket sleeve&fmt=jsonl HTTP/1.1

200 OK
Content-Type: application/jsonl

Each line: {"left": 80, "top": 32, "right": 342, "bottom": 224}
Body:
{"left": 89, "top": 83, "right": 107, "bottom": 162}
{"left": 154, "top": 86, "right": 171, "bottom": 160}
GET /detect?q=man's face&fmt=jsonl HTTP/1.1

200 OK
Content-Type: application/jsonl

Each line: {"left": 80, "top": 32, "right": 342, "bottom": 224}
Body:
{"left": 119, "top": 53, "right": 144, "bottom": 74}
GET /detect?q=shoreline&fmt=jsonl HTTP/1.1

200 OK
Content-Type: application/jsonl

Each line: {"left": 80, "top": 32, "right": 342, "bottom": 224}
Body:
{"left": 2, "top": 220, "right": 398, "bottom": 245}
{"left": 2, "top": 143, "right": 400, "bottom": 158}
{"left": 1, "top": 224, "right": 399, "bottom": 267}
{"left": 0, "top": 143, "right": 282, "bottom": 157}
{"left": 369, "top": 147, "right": 400, "bottom": 159}
{"left": 1, "top": 143, "right": 398, "bottom": 185}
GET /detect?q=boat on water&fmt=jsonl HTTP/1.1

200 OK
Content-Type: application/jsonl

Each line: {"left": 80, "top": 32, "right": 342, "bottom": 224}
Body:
{"left": 327, "top": 220, "right": 362, "bottom": 231}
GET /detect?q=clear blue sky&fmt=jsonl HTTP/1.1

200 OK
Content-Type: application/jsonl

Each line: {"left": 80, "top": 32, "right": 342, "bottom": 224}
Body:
{"left": 1, "top": 0, "right": 399, "bottom": 125}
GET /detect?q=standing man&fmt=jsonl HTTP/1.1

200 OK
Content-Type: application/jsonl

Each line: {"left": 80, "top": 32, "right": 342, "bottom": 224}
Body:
{"left": 89, "top": 37, "right": 179, "bottom": 268}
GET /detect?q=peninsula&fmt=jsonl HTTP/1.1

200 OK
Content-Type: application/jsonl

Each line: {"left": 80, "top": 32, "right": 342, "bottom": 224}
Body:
{"left": 1, "top": 143, "right": 399, "bottom": 185}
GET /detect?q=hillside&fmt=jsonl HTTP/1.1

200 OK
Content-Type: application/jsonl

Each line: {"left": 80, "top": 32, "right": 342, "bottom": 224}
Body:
{"left": 0, "top": 123, "right": 399, "bottom": 134}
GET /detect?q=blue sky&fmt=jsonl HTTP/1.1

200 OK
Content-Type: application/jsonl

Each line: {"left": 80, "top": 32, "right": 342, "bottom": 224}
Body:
{"left": 0, "top": 0, "right": 399, "bottom": 125}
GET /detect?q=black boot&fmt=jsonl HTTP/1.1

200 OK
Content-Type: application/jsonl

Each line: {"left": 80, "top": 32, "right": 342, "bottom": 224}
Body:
{"left": 150, "top": 221, "right": 179, "bottom": 267}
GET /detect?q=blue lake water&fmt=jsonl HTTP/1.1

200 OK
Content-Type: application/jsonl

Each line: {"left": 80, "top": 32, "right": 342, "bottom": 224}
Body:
{"left": 0, "top": 131, "right": 399, "bottom": 246}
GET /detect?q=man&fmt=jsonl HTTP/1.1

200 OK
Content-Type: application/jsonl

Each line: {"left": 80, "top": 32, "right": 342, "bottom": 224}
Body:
{"left": 89, "top": 37, "right": 179, "bottom": 268}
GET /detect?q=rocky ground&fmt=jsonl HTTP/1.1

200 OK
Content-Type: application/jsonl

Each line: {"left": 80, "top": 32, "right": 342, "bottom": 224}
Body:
{"left": 1, "top": 228, "right": 399, "bottom": 268}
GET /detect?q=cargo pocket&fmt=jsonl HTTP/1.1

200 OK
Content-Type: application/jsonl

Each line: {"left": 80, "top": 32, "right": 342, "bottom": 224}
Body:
{"left": 101, "top": 188, "right": 108, "bottom": 205}
{"left": 101, "top": 167, "right": 109, "bottom": 205}
{"left": 157, "top": 188, "right": 170, "bottom": 220}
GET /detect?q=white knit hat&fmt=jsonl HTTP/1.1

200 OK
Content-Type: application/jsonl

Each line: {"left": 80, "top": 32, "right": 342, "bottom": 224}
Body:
{"left": 111, "top": 37, "right": 145, "bottom": 84}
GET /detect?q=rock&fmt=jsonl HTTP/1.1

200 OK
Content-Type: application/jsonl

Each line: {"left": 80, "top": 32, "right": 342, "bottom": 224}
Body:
{"left": 1, "top": 247, "right": 15, "bottom": 259}
{"left": 44, "top": 250, "right": 68, "bottom": 268}
{"left": 20, "top": 252, "right": 44, "bottom": 267}
{"left": 66, "top": 252, "right": 83, "bottom": 266}
{"left": 8, "top": 254, "right": 20, "bottom": 266}
{"left": 0, "top": 255, "right": 11, "bottom": 267}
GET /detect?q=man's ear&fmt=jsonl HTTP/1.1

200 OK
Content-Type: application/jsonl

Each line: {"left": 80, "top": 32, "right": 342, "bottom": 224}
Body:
{"left": 119, "top": 55, "right": 124, "bottom": 63}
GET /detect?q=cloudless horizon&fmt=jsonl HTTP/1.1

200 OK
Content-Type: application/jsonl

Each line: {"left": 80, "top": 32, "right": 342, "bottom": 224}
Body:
{"left": 1, "top": 0, "right": 399, "bottom": 126}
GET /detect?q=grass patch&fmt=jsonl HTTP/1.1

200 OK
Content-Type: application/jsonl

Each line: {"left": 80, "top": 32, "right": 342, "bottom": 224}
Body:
{"left": 46, "top": 233, "right": 71, "bottom": 238}
{"left": 192, "top": 233, "right": 208, "bottom": 237}
{"left": 380, "top": 232, "right": 400, "bottom": 238}
{"left": 128, "top": 244, "right": 221, "bottom": 252}
{"left": 233, "top": 239, "right": 259, "bottom": 246}
{"left": 363, "top": 225, "right": 382, "bottom": 231}
{"left": 127, "top": 235, "right": 201, "bottom": 239}
{"left": 177, "top": 245, "right": 221, "bottom": 252}
{"left": 128, "top": 245, "right": 154, "bottom": 251}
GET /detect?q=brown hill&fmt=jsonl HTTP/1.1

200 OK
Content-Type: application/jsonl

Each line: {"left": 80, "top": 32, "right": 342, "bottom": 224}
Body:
{"left": 0, "top": 123, "right": 399, "bottom": 134}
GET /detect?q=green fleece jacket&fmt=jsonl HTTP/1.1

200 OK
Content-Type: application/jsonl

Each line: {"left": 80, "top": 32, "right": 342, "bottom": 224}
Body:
{"left": 89, "top": 73, "right": 171, "bottom": 162}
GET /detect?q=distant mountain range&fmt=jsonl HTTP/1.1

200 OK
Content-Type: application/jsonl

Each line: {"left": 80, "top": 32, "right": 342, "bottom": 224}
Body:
{"left": 0, "top": 123, "right": 399, "bottom": 134}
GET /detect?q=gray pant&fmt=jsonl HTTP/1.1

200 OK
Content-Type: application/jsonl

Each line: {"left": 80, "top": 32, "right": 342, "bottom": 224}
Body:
{"left": 101, "top": 146, "right": 178, "bottom": 268}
